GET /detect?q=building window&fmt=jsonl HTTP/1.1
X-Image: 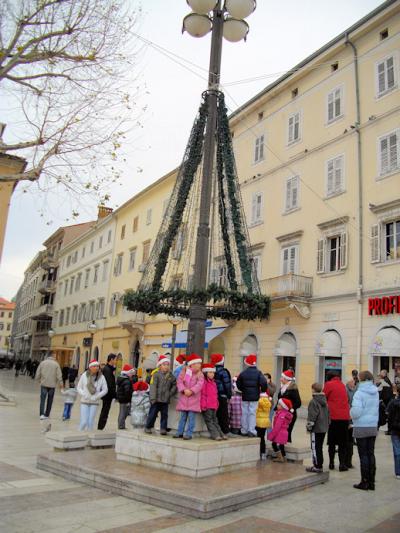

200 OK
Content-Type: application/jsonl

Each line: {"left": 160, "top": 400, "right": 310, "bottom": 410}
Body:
{"left": 211, "top": 265, "right": 227, "bottom": 287}
{"left": 376, "top": 55, "right": 396, "bottom": 97}
{"left": 372, "top": 219, "right": 400, "bottom": 263}
{"left": 99, "top": 235, "right": 103, "bottom": 249}
{"left": 102, "top": 260, "right": 109, "bottom": 282}
{"left": 327, "top": 86, "right": 343, "bottom": 123}
{"left": 317, "top": 232, "right": 348, "bottom": 273}
{"left": 331, "top": 62, "right": 339, "bottom": 72}
{"left": 75, "top": 273, "right": 82, "bottom": 292}
{"left": 258, "top": 111, "right": 264, "bottom": 121}
{"left": 84, "top": 269, "right": 90, "bottom": 288}
{"left": 252, "top": 254, "right": 262, "bottom": 279}
{"left": 291, "top": 88, "right": 298, "bottom": 99}
{"left": 326, "top": 155, "right": 345, "bottom": 197}
{"left": 109, "top": 294, "right": 119, "bottom": 316}
{"left": 288, "top": 112, "right": 301, "bottom": 144}
{"left": 59, "top": 310, "right": 64, "bottom": 327}
{"left": 146, "top": 209, "right": 152, "bottom": 226}
{"left": 88, "top": 301, "right": 95, "bottom": 321}
{"left": 285, "top": 176, "right": 299, "bottom": 212}
{"left": 93, "top": 264, "right": 100, "bottom": 284}
{"left": 69, "top": 277, "right": 74, "bottom": 295}
{"left": 281, "top": 245, "right": 299, "bottom": 275}
{"left": 82, "top": 247, "right": 86, "bottom": 259}
{"left": 73, "top": 251, "right": 78, "bottom": 264}
{"left": 132, "top": 216, "right": 139, "bottom": 233}
{"left": 90, "top": 241, "right": 94, "bottom": 253}
{"left": 121, "top": 224, "right": 126, "bottom": 240}
{"left": 380, "top": 28, "right": 389, "bottom": 40}
{"left": 251, "top": 192, "right": 263, "bottom": 224}
{"left": 65, "top": 308, "right": 71, "bottom": 326}
{"left": 97, "top": 299, "right": 105, "bottom": 319}
{"left": 378, "top": 130, "right": 399, "bottom": 177}
{"left": 114, "top": 254, "right": 123, "bottom": 277}
{"left": 66, "top": 255, "right": 71, "bottom": 267}
{"left": 78, "top": 303, "right": 86, "bottom": 323}
{"left": 129, "top": 248, "right": 137, "bottom": 271}
{"left": 107, "top": 229, "right": 112, "bottom": 243}
{"left": 142, "top": 241, "right": 151, "bottom": 264}
{"left": 64, "top": 279, "right": 69, "bottom": 296}
{"left": 0, "top": 323, "right": 3, "bottom": 330}
{"left": 254, "top": 134, "right": 265, "bottom": 163}
{"left": 7, "top": 323, "right": 11, "bottom": 330}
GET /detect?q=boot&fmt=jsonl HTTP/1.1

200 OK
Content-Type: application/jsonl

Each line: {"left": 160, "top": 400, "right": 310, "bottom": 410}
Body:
{"left": 353, "top": 480, "right": 369, "bottom": 491}
{"left": 273, "top": 452, "right": 287, "bottom": 463}
{"left": 328, "top": 444, "right": 335, "bottom": 470}
{"left": 368, "top": 465, "right": 376, "bottom": 491}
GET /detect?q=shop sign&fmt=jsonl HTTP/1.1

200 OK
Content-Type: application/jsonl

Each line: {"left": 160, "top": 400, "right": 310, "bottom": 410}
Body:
{"left": 324, "top": 359, "right": 342, "bottom": 370}
{"left": 368, "top": 295, "right": 400, "bottom": 316}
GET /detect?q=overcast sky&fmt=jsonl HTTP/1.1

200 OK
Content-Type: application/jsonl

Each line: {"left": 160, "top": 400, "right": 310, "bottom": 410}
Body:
{"left": 0, "top": 0, "right": 384, "bottom": 300}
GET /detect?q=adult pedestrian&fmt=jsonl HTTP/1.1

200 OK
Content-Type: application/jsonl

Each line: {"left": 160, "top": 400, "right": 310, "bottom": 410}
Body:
{"left": 210, "top": 353, "right": 232, "bottom": 437}
{"left": 376, "top": 369, "right": 394, "bottom": 407}
{"left": 277, "top": 369, "right": 301, "bottom": 443}
{"left": 77, "top": 360, "right": 108, "bottom": 431}
{"left": 97, "top": 354, "right": 117, "bottom": 430}
{"left": 61, "top": 365, "right": 70, "bottom": 388}
{"left": 14, "top": 359, "right": 22, "bottom": 377}
{"left": 345, "top": 369, "right": 359, "bottom": 468}
{"left": 236, "top": 354, "right": 267, "bottom": 437}
{"left": 323, "top": 371, "right": 350, "bottom": 471}
{"left": 35, "top": 353, "right": 63, "bottom": 419}
{"left": 350, "top": 370, "right": 379, "bottom": 490}
{"left": 68, "top": 365, "right": 79, "bottom": 387}
{"left": 31, "top": 360, "right": 39, "bottom": 379}
{"left": 387, "top": 384, "right": 400, "bottom": 479}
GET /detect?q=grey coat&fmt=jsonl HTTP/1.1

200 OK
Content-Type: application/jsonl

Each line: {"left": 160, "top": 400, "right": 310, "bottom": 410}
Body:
{"left": 306, "top": 393, "right": 330, "bottom": 433}
{"left": 150, "top": 370, "right": 177, "bottom": 404}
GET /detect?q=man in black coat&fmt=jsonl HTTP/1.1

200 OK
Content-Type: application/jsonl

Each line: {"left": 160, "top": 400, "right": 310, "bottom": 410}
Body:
{"left": 237, "top": 354, "right": 267, "bottom": 437}
{"left": 97, "top": 354, "right": 117, "bottom": 430}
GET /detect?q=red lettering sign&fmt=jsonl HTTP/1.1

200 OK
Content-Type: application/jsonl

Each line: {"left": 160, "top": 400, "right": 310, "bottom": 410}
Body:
{"left": 368, "top": 295, "right": 400, "bottom": 316}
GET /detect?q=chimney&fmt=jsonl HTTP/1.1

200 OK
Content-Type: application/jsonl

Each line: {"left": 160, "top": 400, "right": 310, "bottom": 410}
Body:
{"left": 98, "top": 206, "right": 113, "bottom": 219}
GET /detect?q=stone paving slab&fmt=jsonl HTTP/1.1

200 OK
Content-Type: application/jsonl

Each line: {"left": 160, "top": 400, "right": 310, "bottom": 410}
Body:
{"left": 37, "top": 449, "right": 329, "bottom": 519}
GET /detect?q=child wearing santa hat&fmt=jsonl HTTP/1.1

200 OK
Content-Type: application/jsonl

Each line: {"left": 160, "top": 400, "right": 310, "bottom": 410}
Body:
{"left": 201, "top": 363, "right": 227, "bottom": 441}
{"left": 236, "top": 354, "right": 268, "bottom": 437}
{"left": 267, "top": 397, "right": 294, "bottom": 463}
{"left": 145, "top": 355, "right": 177, "bottom": 435}
{"left": 229, "top": 377, "right": 242, "bottom": 435}
{"left": 256, "top": 384, "right": 272, "bottom": 460}
{"left": 175, "top": 354, "right": 204, "bottom": 440}
{"left": 116, "top": 364, "right": 136, "bottom": 430}
{"left": 173, "top": 354, "right": 186, "bottom": 379}
{"left": 131, "top": 381, "right": 151, "bottom": 428}
{"left": 277, "top": 369, "right": 302, "bottom": 443}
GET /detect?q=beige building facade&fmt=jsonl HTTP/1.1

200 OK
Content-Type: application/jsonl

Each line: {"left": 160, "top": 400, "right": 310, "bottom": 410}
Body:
{"left": 0, "top": 297, "right": 15, "bottom": 354}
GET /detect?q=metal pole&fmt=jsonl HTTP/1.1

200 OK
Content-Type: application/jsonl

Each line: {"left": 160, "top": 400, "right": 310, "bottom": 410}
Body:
{"left": 171, "top": 323, "right": 177, "bottom": 360}
{"left": 187, "top": 1, "right": 224, "bottom": 356}
{"left": 89, "top": 333, "right": 93, "bottom": 360}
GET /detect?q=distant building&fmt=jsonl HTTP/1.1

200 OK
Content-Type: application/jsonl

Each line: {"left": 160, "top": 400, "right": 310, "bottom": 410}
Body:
{"left": 0, "top": 297, "right": 15, "bottom": 355}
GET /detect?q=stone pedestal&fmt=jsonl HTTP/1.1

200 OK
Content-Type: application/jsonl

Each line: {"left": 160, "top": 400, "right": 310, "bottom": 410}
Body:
{"left": 88, "top": 432, "right": 116, "bottom": 448}
{"left": 166, "top": 397, "right": 209, "bottom": 436}
{"left": 115, "top": 430, "right": 259, "bottom": 478}
{"left": 46, "top": 431, "right": 88, "bottom": 450}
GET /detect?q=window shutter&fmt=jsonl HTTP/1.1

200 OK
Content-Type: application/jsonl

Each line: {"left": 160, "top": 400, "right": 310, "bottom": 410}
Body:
{"left": 294, "top": 113, "right": 300, "bottom": 140}
{"left": 327, "top": 160, "right": 334, "bottom": 195}
{"left": 340, "top": 231, "right": 348, "bottom": 269}
{"left": 288, "top": 116, "right": 294, "bottom": 143}
{"left": 254, "top": 139, "right": 259, "bottom": 162}
{"left": 251, "top": 193, "right": 257, "bottom": 222}
{"left": 387, "top": 57, "right": 395, "bottom": 89}
{"left": 335, "top": 156, "right": 343, "bottom": 192}
{"left": 327, "top": 92, "right": 334, "bottom": 121}
{"left": 259, "top": 135, "right": 264, "bottom": 160}
{"left": 292, "top": 177, "right": 298, "bottom": 208}
{"left": 317, "top": 239, "right": 325, "bottom": 273}
{"left": 289, "top": 246, "right": 297, "bottom": 273}
{"left": 282, "top": 248, "right": 289, "bottom": 275}
{"left": 380, "top": 137, "right": 388, "bottom": 175}
{"left": 377, "top": 61, "right": 386, "bottom": 94}
{"left": 335, "top": 88, "right": 341, "bottom": 117}
{"left": 389, "top": 132, "right": 398, "bottom": 172}
{"left": 370, "top": 224, "right": 381, "bottom": 263}
{"left": 285, "top": 179, "right": 292, "bottom": 210}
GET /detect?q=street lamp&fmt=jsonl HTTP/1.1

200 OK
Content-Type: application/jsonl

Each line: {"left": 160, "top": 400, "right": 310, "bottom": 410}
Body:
{"left": 47, "top": 328, "right": 55, "bottom": 358}
{"left": 182, "top": 0, "right": 256, "bottom": 356}
{"left": 168, "top": 315, "right": 183, "bottom": 360}
{"left": 87, "top": 320, "right": 97, "bottom": 360}
{"left": 23, "top": 333, "right": 30, "bottom": 361}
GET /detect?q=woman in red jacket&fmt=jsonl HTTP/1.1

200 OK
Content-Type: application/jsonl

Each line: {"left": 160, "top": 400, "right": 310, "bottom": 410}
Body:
{"left": 323, "top": 371, "right": 350, "bottom": 471}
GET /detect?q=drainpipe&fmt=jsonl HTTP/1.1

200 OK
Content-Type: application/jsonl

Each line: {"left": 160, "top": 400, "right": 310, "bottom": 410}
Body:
{"left": 345, "top": 34, "right": 363, "bottom": 373}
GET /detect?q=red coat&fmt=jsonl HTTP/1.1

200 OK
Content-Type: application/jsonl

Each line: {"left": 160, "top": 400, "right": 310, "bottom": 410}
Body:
{"left": 200, "top": 378, "right": 219, "bottom": 411}
{"left": 267, "top": 409, "right": 293, "bottom": 445}
{"left": 323, "top": 377, "right": 350, "bottom": 420}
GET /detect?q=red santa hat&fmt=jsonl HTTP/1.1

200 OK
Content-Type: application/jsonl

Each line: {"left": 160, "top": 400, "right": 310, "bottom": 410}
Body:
{"left": 133, "top": 381, "right": 149, "bottom": 392}
{"left": 244, "top": 354, "right": 257, "bottom": 366}
{"left": 202, "top": 363, "right": 216, "bottom": 373}
{"left": 210, "top": 353, "right": 224, "bottom": 366}
{"left": 281, "top": 369, "right": 295, "bottom": 381}
{"left": 157, "top": 355, "right": 170, "bottom": 367}
{"left": 186, "top": 354, "right": 202, "bottom": 366}
{"left": 278, "top": 398, "right": 294, "bottom": 412}
{"left": 89, "top": 360, "right": 100, "bottom": 368}
{"left": 175, "top": 354, "right": 186, "bottom": 365}
{"left": 121, "top": 364, "right": 135, "bottom": 375}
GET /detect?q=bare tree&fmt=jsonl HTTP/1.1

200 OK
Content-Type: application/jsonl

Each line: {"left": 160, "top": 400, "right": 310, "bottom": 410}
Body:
{"left": 0, "top": 0, "right": 144, "bottom": 207}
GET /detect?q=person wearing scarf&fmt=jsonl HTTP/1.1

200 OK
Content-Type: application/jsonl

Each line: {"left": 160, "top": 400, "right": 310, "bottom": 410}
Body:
{"left": 77, "top": 360, "right": 108, "bottom": 431}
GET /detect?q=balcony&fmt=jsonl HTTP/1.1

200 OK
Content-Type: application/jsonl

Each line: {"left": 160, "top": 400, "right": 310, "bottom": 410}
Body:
{"left": 31, "top": 304, "right": 54, "bottom": 320}
{"left": 119, "top": 308, "right": 145, "bottom": 334}
{"left": 260, "top": 274, "right": 313, "bottom": 306}
{"left": 38, "top": 279, "right": 56, "bottom": 294}
{"left": 42, "top": 251, "right": 58, "bottom": 270}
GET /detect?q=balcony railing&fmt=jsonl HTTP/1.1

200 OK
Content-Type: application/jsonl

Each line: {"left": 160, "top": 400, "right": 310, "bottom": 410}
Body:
{"left": 38, "top": 279, "right": 56, "bottom": 294}
{"left": 260, "top": 274, "right": 313, "bottom": 299}
{"left": 42, "top": 251, "right": 58, "bottom": 269}
{"left": 31, "top": 304, "right": 54, "bottom": 320}
{"left": 120, "top": 308, "right": 145, "bottom": 325}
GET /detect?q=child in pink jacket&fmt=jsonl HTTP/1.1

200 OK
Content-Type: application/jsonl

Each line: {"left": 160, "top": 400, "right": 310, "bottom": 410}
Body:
{"left": 201, "top": 363, "right": 227, "bottom": 441}
{"left": 268, "top": 398, "right": 294, "bottom": 463}
{"left": 174, "top": 354, "right": 204, "bottom": 440}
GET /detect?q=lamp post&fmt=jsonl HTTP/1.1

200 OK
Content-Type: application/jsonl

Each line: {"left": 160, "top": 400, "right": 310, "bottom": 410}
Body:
{"left": 87, "top": 320, "right": 97, "bottom": 360}
{"left": 23, "top": 333, "right": 30, "bottom": 361}
{"left": 47, "top": 328, "right": 55, "bottom": 358}
{"left": 183, "top": 0, "right": 256, "bottom": 356}
{"left": 168, "top": 315, "right": 183, "bottom": 360}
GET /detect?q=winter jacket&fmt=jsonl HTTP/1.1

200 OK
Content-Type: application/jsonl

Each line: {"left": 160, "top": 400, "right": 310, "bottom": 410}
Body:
{"left": 229, "top": 394, "right": 242, "bottom": 428}
{"left": 61, "top": 387, "right": 78, "bottom": 404}
{"left": 237, "top": 367, "right": 267, "bottom": 402}
{"left": 68, "top": 367, "right": 78, "bottom": 383}
{"left": 306, "top": 393, "right": 330, "bottom": 433}
{"left": 116, "top": 374, "right": 133, "bottom": 404}
{"left": 267, "top": 409, "right": 293, "bottom": 445}
{"left": 131, "top": 392, "right": 151, "bottom": 427}
{"left": 350, "top": 380, "right": 379, "bottom": 429}
{"left": 176, "top": 367, "right": 204, "bottom": 412}
{"left": 200, "top": 378, "right": 219, "bottom": 411}
{"left": 150, "top": 370, "right": 177, "bottom": 404}
{"left": 346, "top": 381, "right": 358, "bottom": 406}
{"left": 277, "top": 383, "right": 302, "bottom": 411}
{"left": 387, "top": 397, "right": 400, "bottom": 436}
{"left": 102, "top": 364, "right": 117, "bottom": 400}
{"left": 173, "top": 365, "right": 185, "bottom": 379}
{"left": 256, "top": 393, "right": 272, "bottom": 429}
{"left": 77, "top": 371, "right": 108, "bottom": 405}
{"left": 215, "top": 366, "right": 232, "bottom": 399}
{"left": 36, "top": 357, "right": 63, "bottom": 388}
{"left": 323, "top": 377, "right": 350, "bottom": 420}
{"left": 377, "top": 379, "right": 394, "bottom": 406}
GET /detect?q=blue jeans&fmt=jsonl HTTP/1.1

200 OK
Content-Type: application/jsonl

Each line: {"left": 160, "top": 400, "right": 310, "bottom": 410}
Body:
{"left": 391, "top": 434, "right": 400, "bottom": 476}
{"left": 79, "top": 403, "right": 98, "bottom": 431}
{"left": 241, "top": 401, "right": 258, "bottom": 436}
{"left": 177, "top": 411, "right": 196, "bottom": 437}
{"left": 63, "top": 403, "right": 73, "bottom": 420}
{"left": 146, "top": 402, "right": 169, "bottom": 430}
{"left": 40, "top": 386, "right": 55, "bottom": 417}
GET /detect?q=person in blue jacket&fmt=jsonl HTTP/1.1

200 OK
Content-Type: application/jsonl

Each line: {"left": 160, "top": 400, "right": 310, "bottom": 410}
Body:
{"left": 350, "top": 370, "right": 379, "bottom": 491}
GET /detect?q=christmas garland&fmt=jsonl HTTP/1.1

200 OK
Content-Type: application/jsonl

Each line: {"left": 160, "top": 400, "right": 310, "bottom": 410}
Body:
{"left": 124, "top": 284, "right": 270, "bottom": 321}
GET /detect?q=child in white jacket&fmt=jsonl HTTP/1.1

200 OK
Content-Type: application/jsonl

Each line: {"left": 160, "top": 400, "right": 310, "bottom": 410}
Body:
{"left": 77, "top": 360, "right": 108, "bottom": 431}
{"left": 131, "top": 381, "right": 151, "bottom": 428}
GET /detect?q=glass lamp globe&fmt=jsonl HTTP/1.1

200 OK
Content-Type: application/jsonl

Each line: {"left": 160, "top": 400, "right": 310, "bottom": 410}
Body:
{"left": 88, "top": 321, "right": 97, "bottom": 333}
{"left": 225, "top": 0, "right": 256, "bottom": 19}
{"left": 186, "top": 0, "right": 217, "bottom": 14}
{"left": 183, "top": 13, "right": 212, "bottom": 38}
{"left": 223, "top": 18, "right": 249, "bottom": 42}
